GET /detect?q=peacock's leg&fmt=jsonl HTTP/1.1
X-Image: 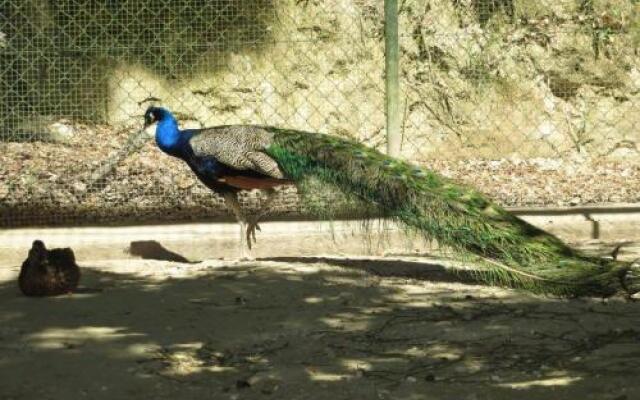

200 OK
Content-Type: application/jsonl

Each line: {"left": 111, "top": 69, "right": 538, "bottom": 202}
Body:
{"left": 244, "top": 188, "right": 278, "bottom": 245}
{"left": 223, "top": 189, "right": 279, "bottom": 251}
{"left": 221, "top": 191, "right": 253, "bottom": 254}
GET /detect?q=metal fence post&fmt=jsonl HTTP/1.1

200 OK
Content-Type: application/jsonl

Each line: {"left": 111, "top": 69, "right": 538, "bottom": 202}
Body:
{"left": 385, "top": 0, "right": 401, "bottom": 156}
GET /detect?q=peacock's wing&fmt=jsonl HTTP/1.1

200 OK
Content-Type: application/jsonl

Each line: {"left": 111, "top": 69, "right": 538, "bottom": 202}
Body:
{"left": 263, "top": 127, "right": 638, "bottom": 297}
{"left": 188, "top": 126, "right": 286, "bottom": 179}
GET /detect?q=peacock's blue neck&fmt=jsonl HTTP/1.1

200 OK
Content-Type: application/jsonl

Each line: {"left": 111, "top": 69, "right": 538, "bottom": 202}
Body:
{"left": 155, "top": 114, "right": 183, "bottom": 155}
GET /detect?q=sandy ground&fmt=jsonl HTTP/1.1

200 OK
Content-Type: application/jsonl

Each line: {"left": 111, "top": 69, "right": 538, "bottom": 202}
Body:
{"left": 1, "top": 249, "right": 640, "bottom": 400}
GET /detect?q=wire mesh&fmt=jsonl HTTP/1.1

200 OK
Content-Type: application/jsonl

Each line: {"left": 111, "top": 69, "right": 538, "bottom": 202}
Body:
{"left": 0, "top": 0, "right": 638, "bottom": 228}
{"left": 397, "top": 0, "right": 640, "bottom": 206}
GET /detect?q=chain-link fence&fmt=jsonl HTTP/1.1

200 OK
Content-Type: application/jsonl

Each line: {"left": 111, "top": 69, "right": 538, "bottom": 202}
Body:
{"left": 0, "top": 0, "right": 639, "bottom": 228}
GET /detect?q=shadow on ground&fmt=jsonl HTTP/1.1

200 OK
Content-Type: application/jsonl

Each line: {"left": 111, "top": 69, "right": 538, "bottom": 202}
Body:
{"left": 0, "top": 256, "right": 639, "bottom": 400}
{"left": 259, "top": 256, "right": 482, "bottom": 284}
{"left": 128, "top": 240, "right": 198, "bottom": 263}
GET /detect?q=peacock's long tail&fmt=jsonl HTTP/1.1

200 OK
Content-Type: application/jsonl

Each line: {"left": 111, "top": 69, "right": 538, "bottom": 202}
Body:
{"left": 265, "top": 128, "right": 638, "bottom": 297}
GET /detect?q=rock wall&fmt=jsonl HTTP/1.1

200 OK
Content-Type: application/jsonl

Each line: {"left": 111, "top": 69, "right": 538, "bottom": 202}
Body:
{"left": 107, "top": 0, "right": 386, "bottom": 148}
{"left": 2, "top": 0, "right": 638, "bottom": 162}
{"left": 104, "top": 0, "right": 640, "bottom": 162}
{"left": 393, "top": 0, "right": 640, "bottom": 161}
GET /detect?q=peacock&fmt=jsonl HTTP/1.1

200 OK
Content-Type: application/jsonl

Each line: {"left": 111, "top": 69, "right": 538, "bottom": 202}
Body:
{"left": 145, "top": 107, "right": 292, "bottom": 250}
{"left": 18, "top": 240, "right": 81, "bottom": 296}
{"left": 145, "top": 106, "right": 639, "bottom": 297}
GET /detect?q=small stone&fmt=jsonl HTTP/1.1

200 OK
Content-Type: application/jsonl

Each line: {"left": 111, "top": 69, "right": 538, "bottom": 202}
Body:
{"left": 235, "top": 379, "right": 251, "bottom": 389}
{"left": 406, "top": 376, "right": 417, "bottom": 383}
{"left": 159, "top": 175, "right": 173, "bottom": 186}
{"left": 247, "top": 372, "right": 282, "bottom": 394}
{"left": 73, "top": 182, "right": 87, "bottom": 193}
{"left": 177, "top": 178, "right": 194, "bottom": 190}
{"left": 48, "top": 121, "right": 76, "bottom": 143}
{"left": 609, "top": 194, "right": 623, "bottom": 203}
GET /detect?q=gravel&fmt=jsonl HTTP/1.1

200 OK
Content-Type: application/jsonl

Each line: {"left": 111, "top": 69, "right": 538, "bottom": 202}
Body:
{"left": 1, "top": 122, "right": 638, "bottom": 227}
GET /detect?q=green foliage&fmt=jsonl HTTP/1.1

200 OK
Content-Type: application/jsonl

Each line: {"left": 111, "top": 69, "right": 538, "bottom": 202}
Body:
{"left": 266, "top": 128, "right": 633, "bottom": 296}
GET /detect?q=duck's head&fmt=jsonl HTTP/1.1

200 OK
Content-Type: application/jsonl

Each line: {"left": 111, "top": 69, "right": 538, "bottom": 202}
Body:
{"left": 143, "top": 107, "right": 175, "bottom": 128}
{"left": 31, "top": 240, "right": 46, "bottom": 252}
{"left": 28, "top": 240, "right": 47, "bottom": 264}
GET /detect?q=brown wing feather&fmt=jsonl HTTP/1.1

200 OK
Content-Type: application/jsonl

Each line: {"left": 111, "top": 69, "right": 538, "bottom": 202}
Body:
{"left": 220, "top": 175, "right": 292, "bottom": 190}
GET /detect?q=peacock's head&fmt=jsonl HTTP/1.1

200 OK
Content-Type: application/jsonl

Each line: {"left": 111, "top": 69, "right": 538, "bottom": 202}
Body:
{"left": 143, "top": 107, "right": 173, "bottom": 128}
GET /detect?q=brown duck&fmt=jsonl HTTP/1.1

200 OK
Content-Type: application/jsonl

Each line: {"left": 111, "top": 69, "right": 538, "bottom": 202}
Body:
{"left": 18, "top": 240, "right": 81, "bottom": 296}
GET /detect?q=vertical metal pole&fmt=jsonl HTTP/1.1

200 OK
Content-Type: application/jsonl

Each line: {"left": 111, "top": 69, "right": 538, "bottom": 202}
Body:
{"left": 385, "top": 0, "right": 401, "bottom": 156}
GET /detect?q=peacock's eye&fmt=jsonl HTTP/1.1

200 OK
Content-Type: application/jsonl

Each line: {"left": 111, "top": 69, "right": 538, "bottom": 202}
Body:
{"left": 144, "top": 111, "right": 156, "bottom": 126}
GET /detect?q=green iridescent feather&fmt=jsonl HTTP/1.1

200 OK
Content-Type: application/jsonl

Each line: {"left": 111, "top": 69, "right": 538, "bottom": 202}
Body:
{"left": 264, "top": 127, "right": 637, "bottom": 297}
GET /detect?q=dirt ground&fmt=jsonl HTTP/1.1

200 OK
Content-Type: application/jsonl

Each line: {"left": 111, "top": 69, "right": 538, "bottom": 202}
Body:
{"left": 1, "top": 249, "right": 640, "bottom": 400}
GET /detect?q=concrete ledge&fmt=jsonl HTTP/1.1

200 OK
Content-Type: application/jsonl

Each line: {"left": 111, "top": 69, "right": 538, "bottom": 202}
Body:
{"left": 0, "top": 220, "right": 425, "bottom": 266}
{"left": 0, "top": 205, "right": 638, "bottom": 266}
{"left": 511, "top": 203, "right": 640, "bottom": 242}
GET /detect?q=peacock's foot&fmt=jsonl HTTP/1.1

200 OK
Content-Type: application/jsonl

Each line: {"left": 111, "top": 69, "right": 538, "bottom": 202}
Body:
{"left": 245, "top": 218, "right": 262, "bottom": 250}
